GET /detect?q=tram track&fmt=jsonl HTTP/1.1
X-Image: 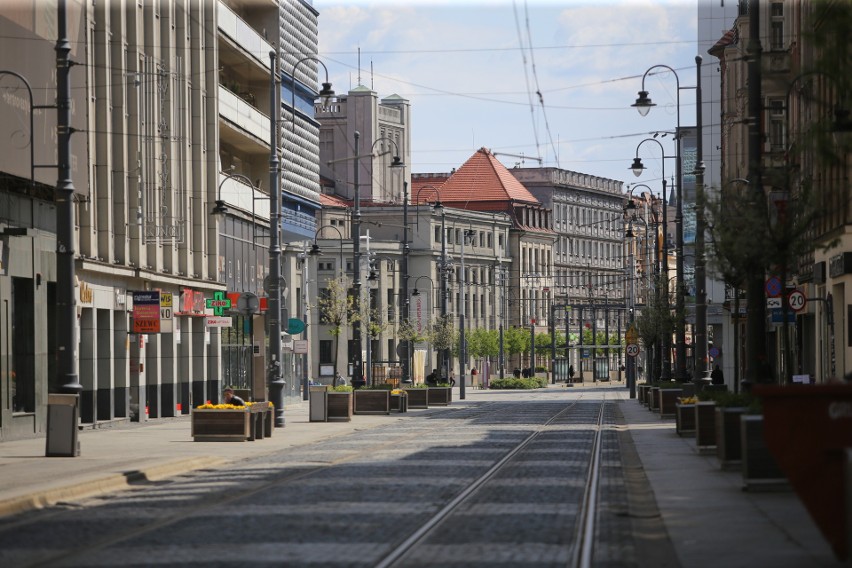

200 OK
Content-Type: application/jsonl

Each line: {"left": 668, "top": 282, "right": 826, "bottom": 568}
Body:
{"left": 0, "top": 391, "right": 644, "bottom": 568}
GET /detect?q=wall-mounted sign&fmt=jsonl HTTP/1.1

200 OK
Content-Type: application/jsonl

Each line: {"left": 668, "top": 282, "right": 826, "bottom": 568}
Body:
{"left": 205, "top": 316, "right": 232, "bottom": 328}
{"left": 133, "top": 291, "right": 160, "bottom": 333}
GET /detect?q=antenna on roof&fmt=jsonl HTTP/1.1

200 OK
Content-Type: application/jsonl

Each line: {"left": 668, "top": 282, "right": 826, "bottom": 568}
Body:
{"left": 357, "top": 47, "right": 362, "bottom": 86}
{"left": 371, "top": 61, "right": 374, "bottom": 90}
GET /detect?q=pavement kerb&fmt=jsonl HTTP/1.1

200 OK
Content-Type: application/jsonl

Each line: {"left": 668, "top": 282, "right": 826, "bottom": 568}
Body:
{"left": 0, "top": 456, "right": 226, "bottom": 518}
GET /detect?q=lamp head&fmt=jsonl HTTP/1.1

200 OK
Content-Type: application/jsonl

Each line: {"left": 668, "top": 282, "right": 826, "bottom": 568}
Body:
{"left": 308, "top": 243, "right": 323, "bottom": 256}
{"left": 433, "top": 200, "right": 444, "bottom": 213}
{"left": 625, "top": 221, "right": 635, "bottom": 239}
{"left": 632, "top": 90, "right": 655, "bottom": 116}
{"left": 390, "top": 155, "right": 404, "bottom": 168}
{"left": 412, "top": 288, "right": 420, "bottom": 297}
{"left": 212, "top": 200, "right": 228, "bottom": 216}
{"left": 318, "top": 82, "right": 335, "bottom": 107}
{"left": 630, "top": 157, "right": 645, "bottom": 177}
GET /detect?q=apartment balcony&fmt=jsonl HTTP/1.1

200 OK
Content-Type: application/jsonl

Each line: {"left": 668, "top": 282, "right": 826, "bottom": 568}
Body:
{"left": 218, "top": 173, "right": 270, "bottom": 222}
{"left": 219, "top": 85, "right": 270, "bottom": 153}
{"left": 217, "top": 1, "right": 273, "bottom": 71}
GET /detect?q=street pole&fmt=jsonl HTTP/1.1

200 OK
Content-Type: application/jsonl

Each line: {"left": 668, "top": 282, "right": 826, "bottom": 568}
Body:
{"left": 459, "top": 230, "right": 472, "bottom": 399}
{"left": 439, "top": 205, "right": 449, "bottom": 382}
{"left": 351, "top": 131, "right": 365, "bottom": 389}
{"left": 55, "top": 0, "right": 82, "bottom": 396}
{"left": 694, "top": 54, "right": 709, "bottom": 383}
{"left": 267, "top": 51, "right": 285, "bottom": 426}
{"left": 402, "top": 181, "right": 411, "bottom": 383}
{"left": 302, "top": 241, "right": 310, "bottom": 400}
{"left": 498, "top": 265, "right": 505, "bottom": 381}
{"left": 660, "top": 179, "right": 671, "bottom": 380}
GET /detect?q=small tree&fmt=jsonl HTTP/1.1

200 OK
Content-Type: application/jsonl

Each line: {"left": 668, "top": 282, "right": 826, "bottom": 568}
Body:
{"left": 426, "top": 314, "right": 455, "bottom": 379}
{"left": 316, "top": 275, "right": 358, "bottom": 386}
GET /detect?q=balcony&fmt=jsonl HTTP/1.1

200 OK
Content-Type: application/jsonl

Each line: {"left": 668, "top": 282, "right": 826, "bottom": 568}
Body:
{"left": 219, "top": 85, "right": 270, "bottom": 151}
{"left": 218, "top": 173, "right": 270, "bottom": 221}
{"left": 217, "top": 1, "right": 273, "bottom": 70}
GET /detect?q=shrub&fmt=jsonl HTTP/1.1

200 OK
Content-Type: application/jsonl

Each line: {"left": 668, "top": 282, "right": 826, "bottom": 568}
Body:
{"left": 489, "top": 377, "right": 545, "bottom": 390}
{"left": 330, "top": 385, "right": 353, "bottom": 392}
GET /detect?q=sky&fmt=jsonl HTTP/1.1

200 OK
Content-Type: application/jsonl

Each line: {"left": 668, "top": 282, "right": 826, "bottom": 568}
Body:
{"left": 313, "top": 0, "right": 705, "bottom": 189}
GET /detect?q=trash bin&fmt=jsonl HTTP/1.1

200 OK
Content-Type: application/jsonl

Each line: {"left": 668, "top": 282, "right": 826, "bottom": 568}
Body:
{"left": 46, "top": 394, "right": 80, "bottom": 457}
{"left": 309, "top": 386, "right": 328, "bottom": 422}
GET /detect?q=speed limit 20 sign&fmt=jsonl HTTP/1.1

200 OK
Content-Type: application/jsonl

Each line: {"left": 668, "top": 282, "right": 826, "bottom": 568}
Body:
{"left": 787, "top": 289, "right": 807, "bottom": 312}
{"left": 626, "top": 344, "right": 640, "bottom": 357}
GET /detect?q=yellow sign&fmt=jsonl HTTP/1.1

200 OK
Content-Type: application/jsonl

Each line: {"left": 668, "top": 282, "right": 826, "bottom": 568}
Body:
{"left": 626, "top": 325, "right": 638, "bottom": 344}
{"left": 160, "top": 293, "right": 173, "bottom": 308}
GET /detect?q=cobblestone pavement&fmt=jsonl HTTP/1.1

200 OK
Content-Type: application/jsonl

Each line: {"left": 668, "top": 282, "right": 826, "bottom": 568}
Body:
{"left": 0, "top": 388, "right": 671, "bottom": 567}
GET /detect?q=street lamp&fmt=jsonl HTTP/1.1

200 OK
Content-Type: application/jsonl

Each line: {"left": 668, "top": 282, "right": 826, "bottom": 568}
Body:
{"left": 629, "top": 138, "right": 674, "bottom": 380}
{"left": 416, "top": 185, "right": 450, "bottom": 382}
{"left": 288, "top": 57, "right": 334, "bottom": 399}
{"left": 309, "top": 224, "right": 345, "bottom": 275}
{"left": 267, "top": 51, "right": 285, "bottom": 426}
{"left": 632, "top": 60, "right": 700, "bottom": 382}
{"left": 459, "top": 228, "right": 475, "bottom": 399}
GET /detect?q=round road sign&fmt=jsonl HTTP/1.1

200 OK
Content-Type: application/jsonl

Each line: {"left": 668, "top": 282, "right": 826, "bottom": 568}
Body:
{"left": 626, "top": 344, "right": 640, "bottom": 357}
{"left": 788, "top": 289, "right": 807, "bottom": 312}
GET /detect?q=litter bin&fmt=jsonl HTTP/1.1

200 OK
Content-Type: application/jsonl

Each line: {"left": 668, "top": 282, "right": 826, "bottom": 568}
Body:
{"left": 309, "top": 386, "right": 328, "bottom": 422}
{"left": 46, "top": 394, "right": 80, "bottom": 457}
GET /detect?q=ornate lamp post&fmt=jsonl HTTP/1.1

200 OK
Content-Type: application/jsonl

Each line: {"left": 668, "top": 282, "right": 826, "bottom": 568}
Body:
{"left": 416, "top": 185, "right": 450, "bottom": 382}
{"left": 631, "top": 60, "right": 699, "bottom": 381}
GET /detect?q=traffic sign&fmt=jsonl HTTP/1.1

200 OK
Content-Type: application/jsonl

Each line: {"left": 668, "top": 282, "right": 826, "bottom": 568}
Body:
{"left": 626, "top": 325, "right": 638, "bottom": 345}
{"left": 788, "top": 289, "right": 807, "bottom": 312}
{"left": 287, "top": 318, "right": 306, "bottom": 334}
{"left": 765, "top": 276, "right": 782, "bottom": 298}
{"left": 626, "top": 344, "right": 640, "bottom": 357}
{"left": 766, "top": 297, "right": 782, "bottom": 309}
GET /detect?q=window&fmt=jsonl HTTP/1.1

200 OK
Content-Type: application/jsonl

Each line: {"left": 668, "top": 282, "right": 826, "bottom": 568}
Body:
{"left": 768, "top": 98, "right": 786, "bottom": 151}
{"left": 434, "top": 226, "right": 441, "bottom": 243}
{"left": 319, "top": 340, "right": 333, "bottom": 364}
{"left": 770, "top": 2, "right": 784, "bottom": 50}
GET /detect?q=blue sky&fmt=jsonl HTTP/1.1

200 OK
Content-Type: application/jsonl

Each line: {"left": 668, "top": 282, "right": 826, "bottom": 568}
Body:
{"left": 313, "top": 0, "right": 702, "bottom": 187}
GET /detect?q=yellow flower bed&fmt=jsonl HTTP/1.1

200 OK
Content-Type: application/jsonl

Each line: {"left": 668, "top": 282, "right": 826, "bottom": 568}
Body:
{"left": 391, "top": 389, "right": 405, "bottom": 395}
{"left": 677, "top": 396, "right": 698, "bottom": 404}
{"left": 195, "top": 403, "right": 246, "bottom": 410}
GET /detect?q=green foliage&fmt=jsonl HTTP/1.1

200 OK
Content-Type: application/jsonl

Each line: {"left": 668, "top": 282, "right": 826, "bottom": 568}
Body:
{"left": 404, "top": 383, "right": 428, "bottom": 389}
{"left": 426, "top": 314, "right": 455, "bottom": 351}
{"left": 397, "top": 319, "right": 425, "bottom": 343}
{"left": 330, "top": 385, "right": 353, "bottom": 392}
{"left": 489, "top": 376, "right": 546, "bottom": 389}
{"left": 504, "top": 326, "right": 529, "bottom": 356}
{"left": 467, "top": 328, "right": 499, "bottom": 359}
{"left": 711, "top": 391, "right": 754, "bottom": 408}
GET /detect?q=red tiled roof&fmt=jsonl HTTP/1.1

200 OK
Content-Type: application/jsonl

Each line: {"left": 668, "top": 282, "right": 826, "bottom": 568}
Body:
{"left": 434, "top": 148, "right": 540, "bottom": 206}
{"left": 320, "top": 193, "right": 350, "bottom": 208}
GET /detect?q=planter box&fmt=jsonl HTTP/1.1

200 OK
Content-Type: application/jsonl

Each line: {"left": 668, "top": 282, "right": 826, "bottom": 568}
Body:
{"left": 741, "top": 415, "right": 787, "bottom": 491}
{"left": 354, "top": 390, "right": 391, "bottom": 415}
{"left": 695, "top": 401, "right": 717, "bottom": 452}
{"left": 637, "top": 384, "right": 650, "bottom": 404}
{"left": 658, "top": 388, "right": 683, "bottom": 418}
{"left": 755, "top": 384, "right": 852, "bottom": 561}
{"left": 403, "top": 388, "right": 429, "bottom": 409}
{"left": 715, "top": 407, "right": 747, "bottom": 470}
{"left": 391, "top": 393, "right": 408, "bottom": 413}
{"left": 647, "top": 388, "right": 660, "bottom": 412}
{"left": 427, "top": 387, "right": 452, "bottom": 406}
{"left": 191, "top": 408, "right": 250, "bottom": 442}
{"left": 675, "top": 403, "right": 696, "bottom": 436}
{"left": 326, "top": 392, "right": 353, "bottom": 422}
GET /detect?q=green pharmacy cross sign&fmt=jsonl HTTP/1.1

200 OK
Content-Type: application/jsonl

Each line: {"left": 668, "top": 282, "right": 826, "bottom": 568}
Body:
{"left": 206, "top": 291, "right": 232, "bottom": 316}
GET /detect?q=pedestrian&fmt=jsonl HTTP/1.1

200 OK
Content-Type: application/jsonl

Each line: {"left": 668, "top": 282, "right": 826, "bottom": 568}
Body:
{"left": 513, "top": 368, "right": 522, "bottom": 379}
{"left": 568, "top": 364, "right": 575, "bottom": 380}
{"left": 426, "top": 368, "right": 438, "bottom": 386}
{"left": 223, "top": 387, "right": 245, "bottom": 406}
{"left": 449, "top": 371, "right": 456, "bottom": 387}
{"left": 711, "top": 364, "right": 724, "bottom": 385}
{"left": 334, "top": 371, "right": 345, "bottom": 387}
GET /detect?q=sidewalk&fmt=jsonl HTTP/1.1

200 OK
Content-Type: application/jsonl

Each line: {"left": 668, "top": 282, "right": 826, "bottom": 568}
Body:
{"left": 0, "top": 384, "right": 843, "bottom": 567}
{"left": 618, "top": 388, "right": 841, "bottom": 567}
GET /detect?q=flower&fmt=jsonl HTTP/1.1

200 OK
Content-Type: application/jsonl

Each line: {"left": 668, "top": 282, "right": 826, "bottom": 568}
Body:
{"left": 196, "top": 403, "right": 247, "bottom": 410}
{"left": 678, "top": 396, "right": 698, "bottom": 404}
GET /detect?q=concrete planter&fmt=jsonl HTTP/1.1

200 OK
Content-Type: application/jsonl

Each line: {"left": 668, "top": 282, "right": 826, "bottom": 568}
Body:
{"left": 675, "top": 403, "right": 696, "bottom": 436}
{"left": 658, "top": 388, "right": 683, "bottom": 418}
{"left": 715, "top": 406, "right": 747, "bottom": 470}
{"left": 191, "top": 408, "right": 250, "bottom": 442}
{"left": 647, "top": 387, "right": 660, "bottom": 412}
{"left": 695, "top": 401, "right": 717, "bottom": 453}
{"left": 403, "top": 388, "right": 429, "bottom": 409}
{"left": 354, "top": 390, "right": 391, "bottom": 415}
{"left": 427, "top": 387, "right": 452, "bottom": 406}
{"left": 741, "top": 414, "right": 787, "bottom": 491}
{"left": 327, "top": 392, "right": 353, "bottom": 422}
